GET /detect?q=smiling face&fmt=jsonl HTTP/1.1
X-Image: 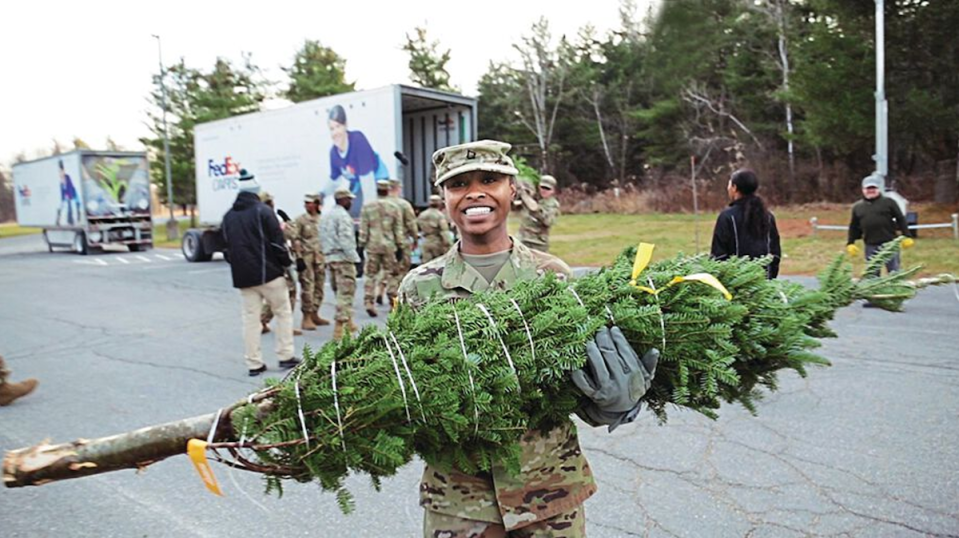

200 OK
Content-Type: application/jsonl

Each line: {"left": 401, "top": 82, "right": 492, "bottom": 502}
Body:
{"left": 328, "top": 119, "right": 348, "bottom": 151}
{"left": 443, "top": 170, "right": 516, "bottom": 253}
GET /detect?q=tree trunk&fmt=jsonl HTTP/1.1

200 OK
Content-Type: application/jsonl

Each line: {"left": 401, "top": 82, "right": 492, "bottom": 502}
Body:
{"left": 934, "top": 159, "right": 958, "bottom": 203}
{"left": 3, "top": 396, "right": 273, "bottom": 488}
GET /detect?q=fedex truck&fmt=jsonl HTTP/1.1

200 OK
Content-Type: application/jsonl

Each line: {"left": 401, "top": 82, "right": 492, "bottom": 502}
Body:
{"left": 182, "top": 84, "right": 477, "bottom": 261}
{"left": 12, "top": 151, "right": 152, "bottom": 254}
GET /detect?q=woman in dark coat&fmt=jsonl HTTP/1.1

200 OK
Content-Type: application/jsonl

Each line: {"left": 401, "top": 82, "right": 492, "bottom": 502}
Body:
{"left": 710, "top": 168, "right": 782, "bottom": 279}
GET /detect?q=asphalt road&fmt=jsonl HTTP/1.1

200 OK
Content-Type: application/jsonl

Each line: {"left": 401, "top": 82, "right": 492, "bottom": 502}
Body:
{"left": 1, "top": 233, "right": 957, "bottom": 538}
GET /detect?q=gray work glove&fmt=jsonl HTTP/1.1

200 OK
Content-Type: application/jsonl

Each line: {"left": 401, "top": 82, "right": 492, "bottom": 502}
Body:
{"left": 571, "top": 326, "right": 659, "bottom": 432}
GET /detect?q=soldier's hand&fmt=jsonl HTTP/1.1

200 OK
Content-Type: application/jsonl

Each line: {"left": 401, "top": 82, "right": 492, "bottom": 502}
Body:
{"left": 902, "top": 237, "right": 915, "bottom": 249}
{"left": 572, "top": 327, "right": 658, "bottom": 432}
{"left": 846, "top": 244, "right": 860, "bottom": 257}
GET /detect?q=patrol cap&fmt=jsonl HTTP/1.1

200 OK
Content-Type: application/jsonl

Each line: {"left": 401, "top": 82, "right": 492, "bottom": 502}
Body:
{"left": 861, "top": 174, "right": 882, "bottom": 189}
{"left": 429, "top": 194, "right": 442, "bottom": 204}
{"left": 376, "top": 179, "right": 392, "bottom": 190}
{"left": 258, "top": 191, "right": 274, "bottom": 203}
{"left": 539, "top": 175, "right": 557, "bottom": 189}
{"left": 388, "top": 179, "right": 402, "bottom": 187}
{"left": 304, "top": 193, "right": 320, "bottom": 203}
{"left": 432, "top": 140, "right": 519, "bottom": 187}
{"left": 334, "top": 186, "right": 355, "bottom": 199}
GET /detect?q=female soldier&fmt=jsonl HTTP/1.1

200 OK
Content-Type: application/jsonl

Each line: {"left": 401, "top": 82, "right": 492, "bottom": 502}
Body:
{"left": 399, "top": 140, "right": 658, "bottom": 537}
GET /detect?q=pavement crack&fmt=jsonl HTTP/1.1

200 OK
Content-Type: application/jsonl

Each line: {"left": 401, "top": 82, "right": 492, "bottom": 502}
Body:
{"left": 90, "top": 349, "right": 251, "bottom": 386}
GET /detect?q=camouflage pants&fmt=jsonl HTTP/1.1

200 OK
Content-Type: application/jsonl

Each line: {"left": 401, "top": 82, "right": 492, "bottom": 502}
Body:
{"left": 518, "top": 234, "right": 549, "bottom": 253}
{"left": 385, "top": 248, "right": 411, "bottom": 297}
{"left": 328, "top": 261, "right": 357, "bottom": 323}
{"left": 298, "top": 252, "right": 326, "bottom": 314}
{"left": 423, "top": 507, "right": 586, "bottom": 538}
{"left": 364, "top": 251, "right": 398, "bottom": 307}
{"left": 421, "top": 241, "right": 448, "bottom": 263}
{"left": 261, "top": 270, "right": 297, "bottom": 324}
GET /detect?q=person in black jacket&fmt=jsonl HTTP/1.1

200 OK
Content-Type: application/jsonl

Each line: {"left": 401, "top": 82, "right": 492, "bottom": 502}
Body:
{"left": 710, "top": 168, "right": 782, "bottom": 279}
{"left": 221, "top": 169, "right": 301, "bottom": 376}
{"left": 846, "top": 173, "right": 913, "bottom": 277}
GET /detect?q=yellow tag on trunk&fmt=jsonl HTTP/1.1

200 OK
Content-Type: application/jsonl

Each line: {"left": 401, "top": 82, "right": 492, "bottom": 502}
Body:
{"left": 187, "top": 439, "right": 223, "bottom": 496}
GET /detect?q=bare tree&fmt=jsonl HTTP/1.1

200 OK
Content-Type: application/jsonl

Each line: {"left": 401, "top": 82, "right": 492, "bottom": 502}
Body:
{"left": 512, "top": 18, "right": 571, "bottom": 173}
{"left": 750, "top": 0, "right": 797, "bottom": 183}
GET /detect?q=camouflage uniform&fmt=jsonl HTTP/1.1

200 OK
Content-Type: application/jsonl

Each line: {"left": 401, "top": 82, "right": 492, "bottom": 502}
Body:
{"left": 320, "top": 202, "right": 360, "bottom": 324}
{"left": 261, "top": 221, "right": 298, "bottom": 325}
{"left": 359, "top": 196, "right": 403, "bottom": 308}
{"left": 292, "top": 212, "right": 326, "bottom": 316}
{"left": 417, "top": 205, "right": 453, "bottom": 263}
{"left": 399, "top": 239, "right": 596, "bottom": 536}
{"left": 517, "top": 196, "right": 560, "bottom": 253}
{"left": 385, "top": 192, "right": 419, "bottom": 296}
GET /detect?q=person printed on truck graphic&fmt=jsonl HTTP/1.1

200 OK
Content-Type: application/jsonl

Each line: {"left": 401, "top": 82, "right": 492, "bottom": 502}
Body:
{"left": 326, "top": 104, "right": 389, "bottom": 219}
{"left": 56, "top": 159, "right": 81, "bottom": 226}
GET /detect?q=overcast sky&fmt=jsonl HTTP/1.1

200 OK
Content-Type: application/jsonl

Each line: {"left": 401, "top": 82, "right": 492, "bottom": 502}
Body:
{"left": 1, "top": 0, "right": 655, "bottom": 167}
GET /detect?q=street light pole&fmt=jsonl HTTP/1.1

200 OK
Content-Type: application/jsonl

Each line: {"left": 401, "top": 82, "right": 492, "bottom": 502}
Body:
{"left": 152, "top": 34, "right": 178, "bottom": 241}
{"left": 874, "top": 0, "right": 888, "bottom": 191}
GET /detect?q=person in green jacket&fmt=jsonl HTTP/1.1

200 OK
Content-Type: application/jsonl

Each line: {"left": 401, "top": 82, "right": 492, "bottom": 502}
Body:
{"left": 846, "top": 174, "right": 914, "bottom": 277}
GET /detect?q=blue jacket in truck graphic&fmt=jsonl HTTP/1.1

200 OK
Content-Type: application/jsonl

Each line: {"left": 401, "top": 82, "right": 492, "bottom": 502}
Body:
{"left": 327, "top": 104, "right": 389, "bottom": 219}
{"left": 56, "top": 160, "right": 80, "bottom": 226}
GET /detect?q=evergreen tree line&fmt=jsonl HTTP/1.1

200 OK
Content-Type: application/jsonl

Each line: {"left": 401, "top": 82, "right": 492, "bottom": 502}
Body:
{"left": 138, "top": 0, "right": 958, "bottom": 211}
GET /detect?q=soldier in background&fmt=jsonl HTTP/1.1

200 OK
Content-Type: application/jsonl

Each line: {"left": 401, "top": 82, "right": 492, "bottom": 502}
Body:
{"left": 320, "top": 186, "right": 361, "bottom": 339}
{"left": 416, "top": 194, "right": 452, "bottom": 263}
{"left": 376, "top": 178, "right": 418, "bottom": 306}
{"left": 359, "top": 180, "right": 403, "bottom": 317}
{"left": 258, "top": 192, "right": 302, "bottom": 336}
{"left": 291, "top": 194, "right": 331, "bottom": 331}
{"left": 0, "top": 355, "right": 38, "bottom": 406}
{"left": 516, "top": 174, "right": 561, "bottom": 252}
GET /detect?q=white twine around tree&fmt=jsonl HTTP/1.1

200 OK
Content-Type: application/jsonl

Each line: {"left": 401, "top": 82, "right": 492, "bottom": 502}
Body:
{"left": 605, "top": 305, "right": 616, "bottom": 323}
{"left": 476, "top": 303, "right": 521, "bottom": 391}
{"left": 382, "top": 334, "right": 412, "bottom": 423}
{"left": 330, "top": 360, "right": 346, "bottom": 452}
{"left": 223, "top": 397, "right": 271, "bottom": 514}
{"left": 647, "top": 276, "right": 667, "bottom": 353}
{"left": 390, "top": 331, "right": 426, "bottom": 422}
{"left": 778, "top": 290, "right": 789, "bottom": 304}
{"left": 453, "top": 308, "right": 480, "bottom": 436}
{"left": 568, "top": 287, "right": 586, "bottom": 308}
{"left": 206, "top": 408, "right": 224, "bottom": 445}
{"left": 294, "top": 372, "right": 311, "bottom": 449}
{"left": 509, "top": 298, "right": 535, "bottom": 364}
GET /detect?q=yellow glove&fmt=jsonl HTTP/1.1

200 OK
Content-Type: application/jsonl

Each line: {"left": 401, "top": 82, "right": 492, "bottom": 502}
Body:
{"left": 846, "top": 244, "right": 860, "bottom": 257}
{"left": 902, "top": 237, "right": 915, "bottom": 249}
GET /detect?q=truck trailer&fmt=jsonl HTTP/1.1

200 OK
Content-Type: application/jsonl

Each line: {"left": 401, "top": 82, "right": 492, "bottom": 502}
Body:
{"left": 182, "top": 84, "right": 477, "bottom": 262}
{"left": 12, "top": 151, "right": 153, "bottom": 254}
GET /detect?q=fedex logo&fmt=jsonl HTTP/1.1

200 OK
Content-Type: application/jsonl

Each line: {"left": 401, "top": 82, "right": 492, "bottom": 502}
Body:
{"left": 208, "top": 156, "right": 241, "bottom": 178}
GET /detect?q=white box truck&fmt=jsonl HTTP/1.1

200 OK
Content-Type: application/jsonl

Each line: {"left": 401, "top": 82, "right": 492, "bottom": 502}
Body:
{"left": 12, "top": 151, "right": 153, "bottom": 254}
{"left": 182, "top": 84, "right": 477, "bottom": 261}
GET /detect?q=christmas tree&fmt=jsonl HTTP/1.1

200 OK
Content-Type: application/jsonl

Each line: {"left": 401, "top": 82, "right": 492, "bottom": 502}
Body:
{"left": 5, "top": 239, "right": 948, "bottom": 512}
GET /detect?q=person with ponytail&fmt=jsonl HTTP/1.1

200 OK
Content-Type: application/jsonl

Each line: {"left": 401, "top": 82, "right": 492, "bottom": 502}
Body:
{"left": 710, "top": 168, "right": 782, "bottom": 279}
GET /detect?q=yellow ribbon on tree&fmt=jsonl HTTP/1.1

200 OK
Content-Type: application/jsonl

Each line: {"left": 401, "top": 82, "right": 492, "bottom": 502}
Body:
{"left": 629, "top": 243, "right": 733, "bottom": 300}
{"left": 187, "top": 439, "right": 223, "bottom": 496}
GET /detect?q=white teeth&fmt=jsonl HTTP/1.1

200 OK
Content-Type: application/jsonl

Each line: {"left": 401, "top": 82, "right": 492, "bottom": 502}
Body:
{"left": 464, "top": 207, "right": 492, "bottom": 216}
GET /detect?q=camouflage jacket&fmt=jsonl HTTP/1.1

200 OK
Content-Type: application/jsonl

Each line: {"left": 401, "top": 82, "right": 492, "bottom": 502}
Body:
{"left": 517, "top": 197, "right": 560, "bottom": 248}
{"left": 320, "top": 204, "right": 360, "bottom": 263}
{"left": 292, "top": 212, "right": 321, "bottom": 255}
{"left": 398, "top": 239, "right": 597, "bottom": 530}
{"left": 387, "top": 196, "right": 419, "bottom": 248}
{"left": 359, "top": 198, "right": 403, "bottom": 254}
{"left": 416, "top": 208, "right": 452, "bottom": 249}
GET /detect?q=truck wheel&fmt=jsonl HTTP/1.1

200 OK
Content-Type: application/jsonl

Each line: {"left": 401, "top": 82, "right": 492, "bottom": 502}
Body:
{"left": 182, "top": 230, "right": 211, "bottom": 262}
{"left": 128, "top": 244, "right": 142, "bottom": 252}
{"left": 74, "top": 231, "right": 88, "bottom": 256}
